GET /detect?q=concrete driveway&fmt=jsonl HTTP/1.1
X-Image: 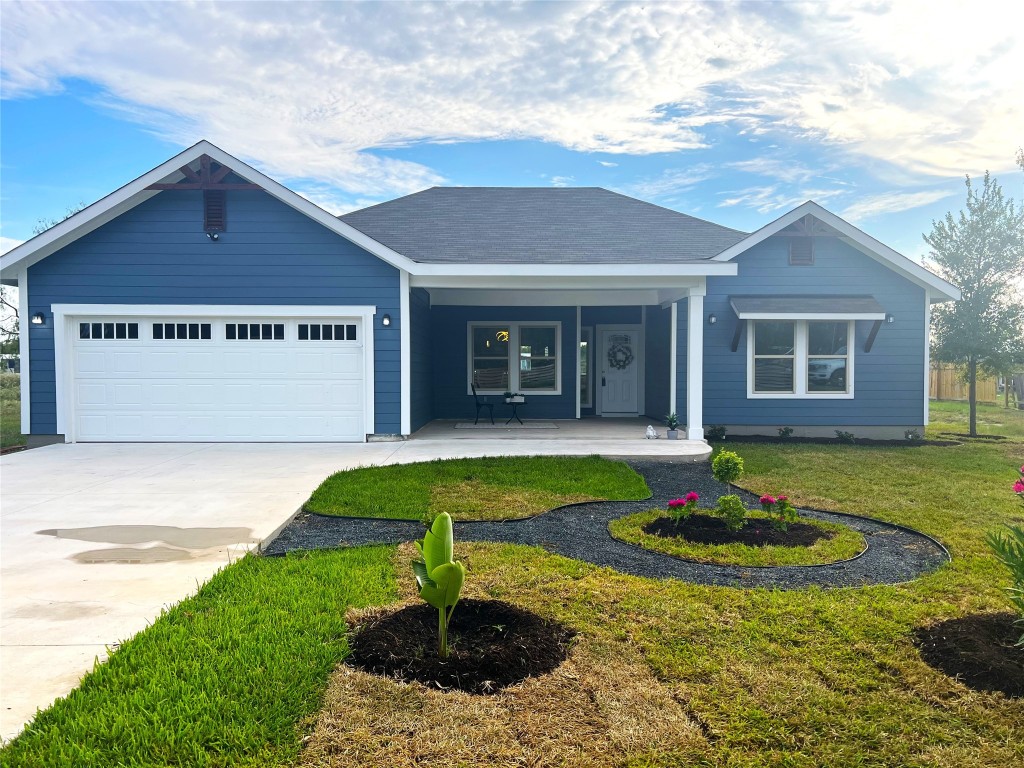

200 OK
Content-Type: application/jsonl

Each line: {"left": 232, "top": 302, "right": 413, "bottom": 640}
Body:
{"left": 0, "top": 434, "right": 707, "bottom": 741}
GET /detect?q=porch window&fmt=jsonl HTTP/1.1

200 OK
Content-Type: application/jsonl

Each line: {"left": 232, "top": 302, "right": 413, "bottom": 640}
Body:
{"left": 749, "top": 320, "right": 853, "bottom": 398}
{"left": 469, "top": 322, "right": 561, "bottom": 394}
{"left": 579, "top": 327, "right": 592, "bottom": 408}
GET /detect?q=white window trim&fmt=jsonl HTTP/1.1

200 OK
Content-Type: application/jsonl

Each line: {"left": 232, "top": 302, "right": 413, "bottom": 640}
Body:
{"left": 579, "top": 326, "right": 593, "bottom": 408}
{"left": 51, "top": 304, "right": 377, "bottom": 442}
{"left": 747, "top": 319, "right": 855, "bottom": 400}
{"left": 467, "top": 321, "right": 562, "bottom": 396}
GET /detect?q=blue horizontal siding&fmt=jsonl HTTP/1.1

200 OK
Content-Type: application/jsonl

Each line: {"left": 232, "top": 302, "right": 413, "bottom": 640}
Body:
{"left": 693, "top": 235, "right": 926, "bottom": 427}
{"left": 27, "top": 190, "right": 401, "bottom": 435}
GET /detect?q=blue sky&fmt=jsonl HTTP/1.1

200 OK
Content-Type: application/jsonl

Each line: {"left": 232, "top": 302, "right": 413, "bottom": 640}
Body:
{"left": 2, "top": 1, "right": 1022, "bottom": 265}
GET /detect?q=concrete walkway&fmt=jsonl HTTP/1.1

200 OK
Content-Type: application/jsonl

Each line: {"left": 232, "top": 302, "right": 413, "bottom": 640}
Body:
{"left": 0, "top": 433, "right": 707, "bottom": 741}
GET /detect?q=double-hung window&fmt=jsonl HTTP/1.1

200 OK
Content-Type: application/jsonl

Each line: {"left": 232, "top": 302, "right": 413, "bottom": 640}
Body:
{"left": 469, "top": 322, "right": 561, "bottom": 394}
{"left": 749, "top": 320, "right": 853, "bottom": 398}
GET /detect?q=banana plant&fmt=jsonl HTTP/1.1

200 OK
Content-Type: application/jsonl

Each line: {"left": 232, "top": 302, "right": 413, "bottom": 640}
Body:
{"left": 412, "top": 512, "right": 466, "bottom": 659}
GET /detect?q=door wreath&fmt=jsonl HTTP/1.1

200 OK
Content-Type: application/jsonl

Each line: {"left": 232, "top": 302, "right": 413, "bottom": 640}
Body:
{"left": 607, "top": 342, "right": 634, "bottom": 370}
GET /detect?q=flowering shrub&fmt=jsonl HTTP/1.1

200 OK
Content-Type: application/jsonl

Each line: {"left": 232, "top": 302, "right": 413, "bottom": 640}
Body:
{"left": 716, "top": 494, "right": 748, "bottom": 532}
{"left": 760, "top": 493, "right": 800, "bottom": 532}
{"left": 986, "top": 465, "right": 1024, "bottom": 645}
{"left": 667, "top": 491, "right": 699, "bottom": 526}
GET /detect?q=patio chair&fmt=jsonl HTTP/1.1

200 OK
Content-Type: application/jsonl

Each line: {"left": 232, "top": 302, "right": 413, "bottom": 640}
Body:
{"left": 471, "top": 383, "right": 495, "bottom": 425}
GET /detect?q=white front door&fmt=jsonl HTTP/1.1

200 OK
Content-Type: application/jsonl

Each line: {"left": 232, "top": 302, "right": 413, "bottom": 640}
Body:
{"left": 599, "top": 328, "right": 640, "bottom": 415}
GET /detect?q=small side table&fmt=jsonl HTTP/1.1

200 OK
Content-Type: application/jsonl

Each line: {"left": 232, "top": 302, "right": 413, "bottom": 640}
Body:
{"left": 504, "top": 396, "right": 526, "bottom": 425}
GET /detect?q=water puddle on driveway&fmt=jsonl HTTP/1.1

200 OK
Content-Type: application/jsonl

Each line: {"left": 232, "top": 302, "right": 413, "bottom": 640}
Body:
{"left": 36, "top": 525, "right": 258, "bottom": 565}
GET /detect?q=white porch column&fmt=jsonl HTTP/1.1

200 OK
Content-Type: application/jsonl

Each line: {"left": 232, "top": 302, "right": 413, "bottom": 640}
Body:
{"left": 686, "top": 285, "right": 705, "bottom": 441}
{"left": 399, "top": 269, "right": 411, "bottom": 436}
{"left": 669, "top": 301, "right": 678, "bottom": 416}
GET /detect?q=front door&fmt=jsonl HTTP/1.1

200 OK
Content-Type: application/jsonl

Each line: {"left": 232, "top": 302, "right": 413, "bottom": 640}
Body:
{"left": 599, "top": 328, "right": 640, "bottom": 415}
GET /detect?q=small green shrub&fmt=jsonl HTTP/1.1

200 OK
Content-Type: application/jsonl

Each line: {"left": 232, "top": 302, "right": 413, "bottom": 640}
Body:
{"left": 834, "top": 430, "right": 856, "bottom": 444}
{"left": 716, "top": 494, "right": 748, "bottom": 532}
{"left": 712, "top": 450, "right": 744, "bottom": 486}
{"left": 987, "top": 524, "right": 1024, "bottom": 646}
{"left": 905, "top": 429, "right": 922, "bottom": 442}
{"left": 665, "top": 412, "right": 680, "bottom": 430}
{"left": 412, "top": 512, "right": 466, "bottom": 659}
{"left": 706, "top": 425, "right": 727, "bottom": 440}
{"left": 777, "top": 426, "right": 794, "bottom": 439}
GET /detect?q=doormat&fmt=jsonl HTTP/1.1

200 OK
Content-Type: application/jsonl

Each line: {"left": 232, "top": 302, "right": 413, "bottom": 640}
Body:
{"left": 454, "top": 421, "right": 559, "bottom": 430}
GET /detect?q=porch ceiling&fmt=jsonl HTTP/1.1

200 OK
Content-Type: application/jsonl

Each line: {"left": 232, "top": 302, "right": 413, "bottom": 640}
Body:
{"left": 423, "top": 279, "right": 704, "bottom": 307}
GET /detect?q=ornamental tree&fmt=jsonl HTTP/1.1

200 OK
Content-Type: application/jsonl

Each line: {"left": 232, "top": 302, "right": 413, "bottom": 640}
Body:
{"left": 924, "top": 172, "right": 1024, "bottom": 436}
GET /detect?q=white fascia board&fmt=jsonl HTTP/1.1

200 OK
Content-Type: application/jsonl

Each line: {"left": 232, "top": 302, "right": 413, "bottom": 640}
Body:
{"left": 0, "top": 140, "right": 419, "bottom": 278}
{"left": 735, "top": 311, "right": 886, "bottom": 321}
{"left": 49, "top": 304, "right": 377, "bottom": 318}
{"left": 710, "top": 201, "right": 961, "bottom": 302}
{"left": 412, "top": 262, "right": 737, "bottom": 278}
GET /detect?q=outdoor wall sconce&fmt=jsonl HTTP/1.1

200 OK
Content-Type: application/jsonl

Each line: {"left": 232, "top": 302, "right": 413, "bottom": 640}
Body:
{"left": 31, "top": 312, "right": 45, "bottom": 325}
{"left": 381, "top": 314, "right": 392, "bottom": 327}
{"left": 707, "top": 314, "right": 717, "bottom": 325}
{"left": 885, "top": 314, "right": 895, "bottom": 324}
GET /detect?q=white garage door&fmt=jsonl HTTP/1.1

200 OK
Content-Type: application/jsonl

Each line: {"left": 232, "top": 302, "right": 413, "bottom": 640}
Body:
{"left": 69, "top": 315, "right": 368, "bottom": 441}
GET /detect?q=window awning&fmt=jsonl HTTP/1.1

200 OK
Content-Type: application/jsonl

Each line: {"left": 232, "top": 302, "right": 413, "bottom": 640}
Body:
{"left": 729, "top": 296, "right": 886, "bottom": 321}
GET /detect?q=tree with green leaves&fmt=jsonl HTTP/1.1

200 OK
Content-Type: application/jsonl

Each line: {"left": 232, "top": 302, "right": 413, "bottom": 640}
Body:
{"left": 924, "top": 172, "right": 1024, "bottom": 435}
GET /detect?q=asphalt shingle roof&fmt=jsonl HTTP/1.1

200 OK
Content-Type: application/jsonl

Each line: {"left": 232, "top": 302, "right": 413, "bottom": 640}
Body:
{"left": 339, "top": 187, "right": 748, "bottom": 264}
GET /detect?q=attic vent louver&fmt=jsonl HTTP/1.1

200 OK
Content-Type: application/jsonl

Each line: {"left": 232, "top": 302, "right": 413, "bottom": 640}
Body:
{"left": 789, "top": 238, "right": 814, "bottom": 266}
{"left": 204, "top": 190, "right": 226, "bottom": 232}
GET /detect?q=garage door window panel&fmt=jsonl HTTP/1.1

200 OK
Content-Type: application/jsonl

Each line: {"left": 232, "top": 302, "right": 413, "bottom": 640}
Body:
{"left": 79, "top": 322, "right": 139, "bottom": 340}
{"left": 298, "top": 323, "right": 358, "bottom": 341}
{"left": 225, "top": 323, "right": 285, "bottom": 341}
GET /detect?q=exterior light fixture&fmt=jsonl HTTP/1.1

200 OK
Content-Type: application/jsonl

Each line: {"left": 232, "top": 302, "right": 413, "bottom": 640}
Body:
{"left": 206, "top": 232, "right": 219, "bottom": 241}
{"left": 885, "top": 314, "right": 895, "bottom": 324}
{"left": 31, "top": 312, "right": 45, "bottom": 325}
{"left": 381, "top": 314, "right": 391, "bottom": 327}
{"left": 708, "top": 314, "right": 717, "bottom": 325}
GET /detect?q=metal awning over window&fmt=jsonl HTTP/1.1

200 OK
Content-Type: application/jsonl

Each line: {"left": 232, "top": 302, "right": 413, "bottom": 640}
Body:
{"left": 729, "top": 296, "right": 886, "bottom": 321}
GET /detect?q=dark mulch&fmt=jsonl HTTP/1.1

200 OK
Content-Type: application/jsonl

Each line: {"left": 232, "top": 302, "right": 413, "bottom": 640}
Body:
{"left": 709, "top": 435, "right": 960, "bottom": 447}
{"left": 644, "top": 513, "right": 834, "bottom": 548}
{"left": 913, "top": 612, "right": 1024, "bottom": 698}
{"left": 346, "top": 598, "right": 575, "bottom": 694}
{"left": 937, "top": 432, "right": 1007, "bottom": 441}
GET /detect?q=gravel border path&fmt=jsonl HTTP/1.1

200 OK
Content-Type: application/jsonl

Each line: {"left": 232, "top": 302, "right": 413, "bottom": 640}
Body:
{"left": 262, "top": 460, "right": 950, "bottom": 589}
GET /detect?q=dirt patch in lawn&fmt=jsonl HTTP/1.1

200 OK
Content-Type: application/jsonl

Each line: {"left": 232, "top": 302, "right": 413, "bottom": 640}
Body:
{"left": 429, "top": 480, "right": 592, "bottom": 521}
{"left": 644, "top": 513, "right": 834, "bottom": 548}
{"left": 347, "top": 598, "right": 574, "bottom": 694}
{"left": 913, "top": 612, "right": 1023, "bottom": 698}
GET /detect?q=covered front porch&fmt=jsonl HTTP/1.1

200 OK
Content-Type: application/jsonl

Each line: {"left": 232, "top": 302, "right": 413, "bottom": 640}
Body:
{"left": 403, "top": 272, "right": 715, "bottom": 442}
{"left": 405, "top": 417, "right": 712, "bottom": 460}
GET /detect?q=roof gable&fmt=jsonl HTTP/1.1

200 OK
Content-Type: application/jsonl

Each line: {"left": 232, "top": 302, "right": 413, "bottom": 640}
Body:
{"left": 340, "top": 187, "right": 747, "bottom": 264}
{"left": 711, "top": 200, "right": 960, "bottom": 302}
{"left": 0, "top": 141, "right": 417, "bottom": 278}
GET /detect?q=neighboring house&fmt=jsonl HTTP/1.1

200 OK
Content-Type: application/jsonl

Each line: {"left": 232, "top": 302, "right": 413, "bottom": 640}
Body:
{"left": 0, "top": 141, "right": 960, "bottom": 445}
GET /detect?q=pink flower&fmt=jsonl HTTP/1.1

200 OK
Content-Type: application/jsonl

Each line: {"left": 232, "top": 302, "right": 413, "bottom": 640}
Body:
{"left": 685, "top": 491, "right": 700, "bottom": 503}
{"left": 668, "top": 499, "right": 686, "bottom": 508}
{"left": 760, "top": 495, "right": 776, "bottom": 506}
{"left": 1014, "top": 479, "right": 1024, "bottom": 494}
{"left": 777, "top": 495, "right": 788, "bottom": 502}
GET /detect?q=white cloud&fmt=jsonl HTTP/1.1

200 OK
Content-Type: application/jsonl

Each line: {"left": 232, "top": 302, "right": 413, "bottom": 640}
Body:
{"left": 598, "top": 161, "right": 618, "bottom": 167}
{"left": 550, "top": 176, "right": 575, "bottom": 187}
{"left": 840, "top": 189, "right": 955, "bottom": 223}
{"left": 0, "top": 237, "right": 25, "bottom": 255}
{"left": 627, "top": 165, "right": 716, "bottom": 198}
{"left": 717, "top": 185, "right": 846, "bottom": 215}
{"left": 0, "top": 1, "right": 1020, "bottom": 199}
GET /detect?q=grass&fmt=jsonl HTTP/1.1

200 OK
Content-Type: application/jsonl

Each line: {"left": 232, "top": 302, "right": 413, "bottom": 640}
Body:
{"left": 609, "top": 508, "right": 865, "bottom": 566}
{"left": 0, "top": 372, "right": 25, "bottom": 449}
{"left": 929, "top": 398, "right": 1024, "bottom": 440}
{"left": 4, "top": 400, "right": 1023, "bottom": 766}
{"left": 305, "top": 454, "right": 650, "bottom": 521}
{"left": 1, "top": 546, "right": 398, "bottom": 768}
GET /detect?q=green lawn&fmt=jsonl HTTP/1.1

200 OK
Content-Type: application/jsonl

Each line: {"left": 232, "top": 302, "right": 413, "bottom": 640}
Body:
{"left": 928, "top": 398, "right": 1024, "bottom": 440}
{"left": 0, "top": 373, "right": 25, "bottom": 449}
{"left": 4, "top": 401, "right": 1023, "bottom": 766}
{"left": 609, "top": 508, "right": 865, "bottom": 566}
{"left": 305, "top": 454, "right": 650, "bottom": 521}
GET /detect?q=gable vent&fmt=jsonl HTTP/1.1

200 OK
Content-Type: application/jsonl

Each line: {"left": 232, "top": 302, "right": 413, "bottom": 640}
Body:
{"left": 789, "top": 238, "right": 814, "bottom": 266}
{"left": 204, "top": 190, "right": 226, "bottom": 232}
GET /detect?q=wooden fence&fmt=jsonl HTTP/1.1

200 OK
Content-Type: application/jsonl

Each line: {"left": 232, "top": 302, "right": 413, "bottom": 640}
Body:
{"left": 929, "top": 364, "right": 998, "bottom": 402}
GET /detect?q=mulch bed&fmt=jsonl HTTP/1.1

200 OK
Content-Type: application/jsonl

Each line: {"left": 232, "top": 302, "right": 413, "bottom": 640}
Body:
{"left": 913, "top": 612, "right": 1023, "bottom": 698}
{"left": 346, "top": 598, "right": 575, "bottom": 694}
{"left": 643, "top": 513, "right": 834, "bottom": 548}
{"left": 709, "top": 435, "right": 960, "bottom": 447}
